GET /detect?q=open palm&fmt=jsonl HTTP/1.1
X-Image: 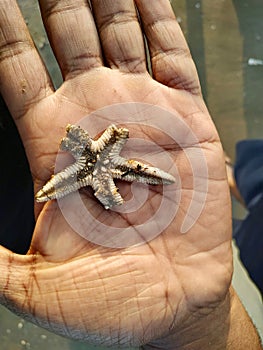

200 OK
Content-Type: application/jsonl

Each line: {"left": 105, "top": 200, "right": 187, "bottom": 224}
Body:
{"left": 0, "top": 0, "right": 232, "bottom": 347}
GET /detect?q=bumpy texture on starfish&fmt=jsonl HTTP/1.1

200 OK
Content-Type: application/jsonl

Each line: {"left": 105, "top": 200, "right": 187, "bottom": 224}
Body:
{"left": 35, "top": 124, "right": 175, "bottom": 209}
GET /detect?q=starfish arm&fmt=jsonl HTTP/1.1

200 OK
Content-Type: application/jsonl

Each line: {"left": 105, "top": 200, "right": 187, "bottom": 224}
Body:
{"left": 35, "top": 160, "right": 92, "bottom": 202}
{"left": 112, "top": 159, "right": 176, "bottom": 185}
{"left": 60, "top": 124, "right": 92, "bottom": 159}
{"left": 91, "top": 172, "right": 123, "bottom": 209}
{"left": 107, "top": 136, "right": 129, "bottom": 161}
{"left": 91, "top": 124, "right": 129, "bottom": 153}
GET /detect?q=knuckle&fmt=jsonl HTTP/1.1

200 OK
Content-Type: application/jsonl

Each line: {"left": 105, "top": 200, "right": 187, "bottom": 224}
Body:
{"left": 0, "top": 39, "right": 33, "bottom": 63}
{"left": 98, "top": 10, "right": 138, "bottom": 33}
{"left": 42, "top": 0, "right": 87, "bottom": 20}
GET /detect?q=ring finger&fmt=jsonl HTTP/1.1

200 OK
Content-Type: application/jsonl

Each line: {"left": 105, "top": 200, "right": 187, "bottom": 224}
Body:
{"left": 91, "top": 0, "right": 147, "bottom": 73}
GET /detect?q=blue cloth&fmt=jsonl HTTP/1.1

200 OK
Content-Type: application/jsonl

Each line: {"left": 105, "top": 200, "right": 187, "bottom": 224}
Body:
{"left": 234, "top": 140, "right": 263, "bottom": 209}
{"left": 233, "top": 140, "right": 263, "bottom": 295}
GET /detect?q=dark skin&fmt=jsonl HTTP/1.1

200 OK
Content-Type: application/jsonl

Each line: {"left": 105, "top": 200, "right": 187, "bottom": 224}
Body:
{"left": 0, "top": 1, "right": 261, "bottom": 349}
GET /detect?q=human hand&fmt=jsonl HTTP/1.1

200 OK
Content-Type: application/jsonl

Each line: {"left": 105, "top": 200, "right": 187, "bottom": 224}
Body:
{"left": 0, "top": 0, "right": 234, "bottom": 348}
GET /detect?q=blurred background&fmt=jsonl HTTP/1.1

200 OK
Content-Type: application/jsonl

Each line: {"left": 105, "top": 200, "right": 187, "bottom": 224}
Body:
{"left": 0, "top": 0, "right": 262, "bottom": 348}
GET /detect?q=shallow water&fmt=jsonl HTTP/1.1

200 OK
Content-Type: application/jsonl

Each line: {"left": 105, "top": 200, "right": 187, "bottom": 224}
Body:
{"left": 0, "top": 0, "right": 262, "bottom": 349}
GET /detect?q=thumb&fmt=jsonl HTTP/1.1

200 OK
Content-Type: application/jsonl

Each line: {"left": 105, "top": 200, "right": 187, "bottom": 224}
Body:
{"left": 0, "top": 246, "right": 32, "bottom": 313}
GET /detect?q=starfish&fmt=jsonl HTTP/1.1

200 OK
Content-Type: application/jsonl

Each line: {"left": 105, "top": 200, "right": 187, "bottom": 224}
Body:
{"left": 35, "top": 124, "right": 175, "bottom": 209}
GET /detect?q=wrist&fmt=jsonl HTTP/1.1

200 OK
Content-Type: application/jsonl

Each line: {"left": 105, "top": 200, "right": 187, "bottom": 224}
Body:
{"left": 142, "top": 287, "right": 262, "bottom": 350}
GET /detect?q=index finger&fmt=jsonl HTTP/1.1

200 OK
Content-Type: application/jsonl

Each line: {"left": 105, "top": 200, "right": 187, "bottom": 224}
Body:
{"left": 0, "top": 0, "right": 53, "bottom": 120}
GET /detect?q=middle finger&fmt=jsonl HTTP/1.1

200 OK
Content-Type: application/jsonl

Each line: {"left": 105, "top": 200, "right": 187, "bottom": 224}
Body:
{"left": 39, "top": 0, "right": 103, "bottom": 80}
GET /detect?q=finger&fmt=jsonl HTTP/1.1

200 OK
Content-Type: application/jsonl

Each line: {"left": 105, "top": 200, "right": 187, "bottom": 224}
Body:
{"left": 0, "top": 246, "right": 31, "bottom": 309}
{"left": 0, "top": 0, "right": 53, "bottom": 120}
{"left": 91, "top": 0, "right": 147, "bottom": 73}
{"left": 135, "top": 0, "right": 201, "bottom": 94}
{"left": 39, "top": 0, "right": 103, "bottom": 79}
